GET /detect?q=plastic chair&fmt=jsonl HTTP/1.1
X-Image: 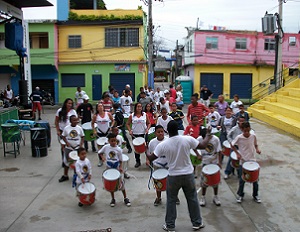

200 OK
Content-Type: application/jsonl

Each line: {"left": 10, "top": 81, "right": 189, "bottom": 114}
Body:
{"left": 1, "top": 123, "right": 21, "bottom": 158}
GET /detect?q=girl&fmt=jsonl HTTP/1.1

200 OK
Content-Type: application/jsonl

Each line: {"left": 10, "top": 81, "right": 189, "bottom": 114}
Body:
{"left": 144, "top": 103, "right": 157, "bottom": 127}
{"left": 218, "top": 107, "right": 235, "bottom": 147}
{"left": 156, "top": 107, "right": 173, "bottom": 135}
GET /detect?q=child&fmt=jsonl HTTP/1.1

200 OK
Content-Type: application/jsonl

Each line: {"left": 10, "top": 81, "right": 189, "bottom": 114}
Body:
{"left": 98, "top": 133, "right": 131, "bottom": 207}
{"left": 59, "top": 115, "right": 84, "bottom": 183}
{"left": 144, "top": 103, "right": 157, "bottom": 127}
{"left": 184, "top": 115, "right": 200, "bottom": 139}
{"left": 231, "top": 121, "right": 261, "bottom": 203}
{"left": 158, "top": 97, "right": 170, "bottom": 113}
{"left": 169, "top": 103, "right": 184, "bottom": 130}
{"left": 156, "top": 107, "right": 173, "bottom": 135}
{"left": 198, "top": 128, "right": 222, "bottom": 207}
{"left": 75, "top": 147, "right": 92, "bottom": 207}
{"left": 207, "top": 104, "right": 221, "bottom": 128}
{"left": 230, "top": 94, "right": 243, "bottom": 115}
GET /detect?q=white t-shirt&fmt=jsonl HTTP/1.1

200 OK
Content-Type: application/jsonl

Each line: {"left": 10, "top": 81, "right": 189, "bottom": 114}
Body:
{"left": 208, "top": 111, "right": 221, "bottom": 127}
{"left": 99, "top": 144, "right": 123, "bottom": 166}
{"left": 75, "top": 90, "right": 86, "bottom": 104}
{"left": 230, "top": 100, "right": 243, "bottom": 114}
{"left": 56, "top": 108, "right": 78, "bottom": 131}
{"left": 224, "top": 117, "right": 234, "bottom": 133}
{"left": 154, "top": 91, "right": 164, "bottom": 103}
{"left": 156, "top": 116, "right": 173, "bottom": 134}
{"left": 120, "top": 95, "right": 133, "bottom": 114}
{"left": 116, "top": 134, "right": 124, "bottom": 147}
{"left": 148, "top": 137, "right": 168, "bottom": 168}
{"left": 62, "top": 125, "right": 84, "bottom": 149}
{"left": 75, "top": 158, "right": 92, "bottom": 184}
{"left": 95, "top": 112, "right": 111, "bottom": 134}
{"left": 176, "top": 91, "right": 183, "bottom": 102}
{"left": 159, "top": 101, "right": 170, "bottom": 113}
{"left": 131, "top": 112, "right": 147, "bottom": 134}
{"left": 6, "top": 89, "right": 13, "bottom": 99}
{"left": 197, "top": 135, "right": 222, "bottom": 165}
{"left": 232, "top": 134, "right": 257, "bottom": 163}
{"left": 154, "top": 135, "right": 199, "bottom": 176}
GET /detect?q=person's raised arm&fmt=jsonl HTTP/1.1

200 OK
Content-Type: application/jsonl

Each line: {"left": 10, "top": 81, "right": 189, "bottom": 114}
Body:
{"left": 196, "top": 127, "right": 212, "bottom": 149}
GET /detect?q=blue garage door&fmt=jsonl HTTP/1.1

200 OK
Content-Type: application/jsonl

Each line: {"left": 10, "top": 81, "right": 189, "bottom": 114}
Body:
{"left": 110, "top": 73, "right": 135, "bottom": 101}
{"left": 230, "top": 74, "right": 252, "bottom": 99}
{"left": 200, "top": 73, "right": 223, "bottom": 99}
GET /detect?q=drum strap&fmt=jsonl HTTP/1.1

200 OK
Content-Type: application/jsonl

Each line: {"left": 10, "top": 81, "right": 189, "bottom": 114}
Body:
{"left": 107, "top": 161, "right": 119, "bottom": 169}
{"left": 72, "top": 173, "right": 77, "bottom": 188}
{"left": 97, "top": 128, "right": 110, "bottom": 136}
{"left": 156, "top": 162, "right": 168, "bottom": 168}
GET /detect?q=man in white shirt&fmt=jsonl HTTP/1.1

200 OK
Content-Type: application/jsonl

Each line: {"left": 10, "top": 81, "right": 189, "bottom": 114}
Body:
{"left": 120, "top": 89, "right": 133, "bottom": 114}
{"left": 75, "top": 87, "right": 86, "bottom": 108}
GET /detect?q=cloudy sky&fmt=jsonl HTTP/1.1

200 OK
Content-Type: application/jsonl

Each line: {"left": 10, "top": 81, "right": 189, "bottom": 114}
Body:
{"left": 23, "top": 0, "right": 300, "bottom": 50}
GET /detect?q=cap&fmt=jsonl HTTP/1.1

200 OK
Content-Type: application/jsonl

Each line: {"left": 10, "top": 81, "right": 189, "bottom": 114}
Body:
{"left": 83, "top": 95, "right": 89, "bottom": 100}
{"left": 126, "top": 84, "right": 130, "bottom": 88}
{"left": 36, "top": 86, "right": 40, "bottom": 90}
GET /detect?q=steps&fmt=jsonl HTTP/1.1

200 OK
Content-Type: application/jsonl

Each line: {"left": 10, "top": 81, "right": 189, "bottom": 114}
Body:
{"left": 248, "top": 79, "right": 300, "bottom": 138}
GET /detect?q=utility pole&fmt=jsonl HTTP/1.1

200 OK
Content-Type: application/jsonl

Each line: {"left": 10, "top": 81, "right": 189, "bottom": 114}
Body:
{"left": 148, "top": 0, "right": 154, "bottom": 88}
{"left": 174, "top": 40, "right": 179, "bottom": 83}
{"left": 276, "top": 0, "right": 283, "bottom": 90}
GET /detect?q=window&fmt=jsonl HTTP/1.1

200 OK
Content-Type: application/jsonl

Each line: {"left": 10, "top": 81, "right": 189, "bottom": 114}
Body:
{"left": 235, "top": 38, "right": 247, "bottom": 50}
{"left": 68, "top": 35, "right": 81, "bottom": 48}
{"left": 189, "top": 40, "right": 192, "bottom": 52}
{"left": 29, "top": 32, "right": 49, "bottom": 49}
{"left": 289, "top": 37, "right": 296, "bottom": 46}
{"left": 289, "top": 68, "right": 298, "bottom": 76}
{"left": 61, "top": 74, "right": 85, "bottom": 87}
{"left": 0, "top": 33, "right": 5, "bottom": 49}
{"left": 264, "top": 38, "right": 275, "bottom": 51}
{"left": 105, "top": 28, "right": 139, "bottom": 47}
{"left": 206, "top": 37, "right": 218, "bottom": 49}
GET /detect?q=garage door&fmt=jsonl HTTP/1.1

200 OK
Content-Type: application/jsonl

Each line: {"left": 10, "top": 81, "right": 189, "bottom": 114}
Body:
{"left": 110, "top": 73, "right": 135, "bottom": 101}
{"left": 32, "top": 80, "right": 55, "bottom": 99}
{"left": 230, "top": 74, "right": 252, "bottom": 99}
{"left": 200, "top": 73, "right": 223, "bottom": 99}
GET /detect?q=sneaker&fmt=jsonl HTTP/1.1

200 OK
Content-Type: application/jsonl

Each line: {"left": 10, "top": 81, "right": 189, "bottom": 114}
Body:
{"left": 199, "top": 196, "right": 206, "bottom": 207}
{"left": 128, "top": 148, "right": 132, "bottom": 153}
{"left": 58, "top": 175, "right": 69, "bottom": 182}
{"left": 154, "top": 198, "right": 162, "bottom": 206}
{"left": 124, "top": 173, "right": 130, "bottom": 179}
{"left": 236, "top": 196, "right": 243, "bottom": 203}
{"left": 176, "top": 198, "right": 180, "bottom": 205}
{"left": 162, "top": 224, "right": 175, "bottom": 232}
{"left": 38, "top": 118, "right": 42, "bottom": 120}
{"left": 224, "top": 174, "right": 229, "bottom": 180}
{"left": 124, "top": 198, "right": 131, "bottom": 206}
{"left": 213, "top": 195, "right": 221, "bottom": 206}
{"left": 134, "top": 162, "right": 141, "bottom": 168}
{"left": 253, "top": 196, "right": 262, "bottom": 203}
{"left": 110, "top": 199, "right": 116, "bottom": 207}
{"left": 98, "top": 161, "right": 103, "bottom": 167}
{"left": 192, "top": 223, "right": 205, "bottom": 230}
{"left": 78, "top": 202, "right": 83, "bottom": 207}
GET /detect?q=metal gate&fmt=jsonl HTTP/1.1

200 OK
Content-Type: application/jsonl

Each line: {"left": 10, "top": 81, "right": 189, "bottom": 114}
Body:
{"left": 110, "top": 73, "right": 135, "bottom": 101}
{"left": 200, "top": 73, "right": 223, "bottom": 99}
{"left": 230, "top": 74, "right": 252, "bottom": 99}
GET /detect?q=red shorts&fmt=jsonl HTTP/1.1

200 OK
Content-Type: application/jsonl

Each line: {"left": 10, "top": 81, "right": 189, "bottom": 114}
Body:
{"left": 32, "top": 102, "right": 42, "bottom": 112}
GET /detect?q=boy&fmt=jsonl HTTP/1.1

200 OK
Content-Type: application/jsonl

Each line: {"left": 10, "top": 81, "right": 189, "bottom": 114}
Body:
{"left": 207, "top": 104, "right": 221, "bottom": 128}
{"left": 158, "top": 97, "right": 170, "bottom": 113}
{"left": 184, "top": 115, "right": 200, "bottom": 139}
{"left": 169, "top": 103, "right": 184, "bottom": 130}
{"left": 98, "top": 133, "right": 131, "bottom": 207}
{"left": 59, "top": 115, "right": 84, "bottom": 182}
{"left": 231, "top": 121, "right": 261, "bottom": 203}
{"left": 120, "top": 89, "right": 133, "bottom": 114}
{"left": 75, "top": 147, "right": 92, "bottom": 207}
{"left": 198, "top": 128, "right": 222, "bottom": 206}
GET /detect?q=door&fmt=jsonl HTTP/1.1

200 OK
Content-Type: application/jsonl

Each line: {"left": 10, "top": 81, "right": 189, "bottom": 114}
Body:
{"left": 200, "top": 73, "right": 223, "bottom": 99}
{"left": 110, "top": 73, "right": 135, "bottom": 100}
{"left": 230, "top": 74, "right": 252, "bottom": 99}
{"left": 92, "top": 75, "right": 102, "bottom": 101}
{"left": 32, "top": 80, "right": 54, "bottom": 98}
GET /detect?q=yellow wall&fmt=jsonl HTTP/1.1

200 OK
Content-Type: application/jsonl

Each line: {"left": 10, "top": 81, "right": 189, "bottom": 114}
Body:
{"left": 71, "top": 9, "right": 144, "bottom": 17}
{"left": 194, "top": 65, "right": 274, "bottom": 99}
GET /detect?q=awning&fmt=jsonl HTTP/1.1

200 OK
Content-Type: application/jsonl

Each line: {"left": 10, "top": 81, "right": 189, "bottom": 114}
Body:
{"left": 3, "top": 0, "right": 53, "bottom": 8}
{"left": 0, "top": 65, "right": 17, "bottom": 74}
{"left": 31, "top": 65, "right": 58, "bottom": 79}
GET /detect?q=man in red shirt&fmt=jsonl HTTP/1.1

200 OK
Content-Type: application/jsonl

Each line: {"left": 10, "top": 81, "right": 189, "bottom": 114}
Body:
{"left": 187, "top": 94, "right": 209, "bottom": 126}
{"left": 99, "top": 93, "right": 113, "bottom": 112}
{"left": 169, "top": 84, "right": 177, "bottom": 99}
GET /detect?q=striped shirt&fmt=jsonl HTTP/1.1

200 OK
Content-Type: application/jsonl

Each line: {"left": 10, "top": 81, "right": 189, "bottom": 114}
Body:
{"left": 187, "top": 103, "right": 209, "bottom": 125}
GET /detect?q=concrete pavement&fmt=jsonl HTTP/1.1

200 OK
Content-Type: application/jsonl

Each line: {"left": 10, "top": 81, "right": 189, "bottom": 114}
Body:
{"left": 0, "top": 105, "right": 300, "bottom": 232}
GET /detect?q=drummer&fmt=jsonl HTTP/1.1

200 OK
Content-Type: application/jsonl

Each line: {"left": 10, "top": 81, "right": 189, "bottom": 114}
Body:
{"left": 230, "top": 121, "right": 261, "bottom": 203}
{"left": 126, "top": 102, "right": 151, "bottom": 168}
{"left": 92, "top": 103, "right": 114, "bottom": 167}
{"left": 198, "top": 128, "right": 222, "bottom": 207}
{"left": 76, "top": 95, "right": 96, "bottom": 152}
{"left": 74, "top": 147, "right": 92, "bottom": 207}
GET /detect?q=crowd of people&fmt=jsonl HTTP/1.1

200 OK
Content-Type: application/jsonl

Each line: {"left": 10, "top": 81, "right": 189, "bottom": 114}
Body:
{"left": 55, "top": 83, "right": 261, "bottom": 232}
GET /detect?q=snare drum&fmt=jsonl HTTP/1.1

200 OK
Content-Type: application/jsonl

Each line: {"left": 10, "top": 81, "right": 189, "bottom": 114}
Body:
{"left": 132, "top": 137, "right": 146, "bottom": 154}
{"left": 211, "top": 127, "right": 220, "bottom": 138}
{"left": 122, "top": 154, "right": 130, "bottom": 172}
{"left": 152, "top": 169, "right": 169, "bottom": 191}
{"left": 202, "top": 164, "right": 221, "bottom": 186}
{"left": 77, "top": 182, "right": 96, "bottom": 205}
{"left": 222, "top": 140, "right": 231, "bottom": 156}
{"left": 242, "top": 161, "right": 260, "bottom": 183}
{"left": 82, "top": 122, "right": 97, "bottom": 141}
{"left": 68, "top": 150, "right": 79, "bottom": 169}
{"left": 147, "top": 127, "right": 156, "bottom": 143}
{"left": 96, "top": 137, "right": 108, "bottom": 150}
{"left": 190, "top": 149, "right": 202, "bottom": 166}
{"left": 230, "top": 151, "right": 240, "bottom": 169}
{"left": 102, "top": 169, "right": 121, "bottom": 192}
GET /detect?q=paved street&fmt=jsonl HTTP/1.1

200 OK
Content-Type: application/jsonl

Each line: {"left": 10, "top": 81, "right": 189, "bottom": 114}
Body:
{"left": 0, "top": 105, "right": 300, "bottom": 232}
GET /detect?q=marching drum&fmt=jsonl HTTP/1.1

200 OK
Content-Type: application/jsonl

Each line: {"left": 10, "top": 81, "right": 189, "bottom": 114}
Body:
{"left": 152, "top": 169, "right": 169, "bottom": 191}
{"left": 132, "top": 137, "right": 146, "bottom": 154}
{"left": 60, "top": 139, "right": 66, "bottom": 145}
{"left": 211, "top": 127, "right": 220, "bottom": 138}
{"left": 242, "top": 161, "right": 260, "bottom": 183}
{"left": 68, "top": 150, "right": 79, "bottom": 169}
{"left": 82, "top": 122, "right": 97, "bottom": 141}
{"left": 77, "top": 182, "right": 96, "bottom": 205}
{"left": 202, "top": 164, "right": 221, "bottom": 186}
{"left": 190, "top": 149, "right": 202, "bottom": 166}
{"left": 102, "top": 169, "right": 121, "bottom": 192}
{"left": 122, "top": 154, "right": 130, "bottom": 172}
{"left": 147, "top": 127, "right": 156, "bottom": 143}
{"left": 230, "top": 151, "right": 240, "bottom": 169}
{"left": 222, "top": 140, "right": 231, "bottom": 156}
{"left": 96, "top": 137, "right": 108, "bottom": 150}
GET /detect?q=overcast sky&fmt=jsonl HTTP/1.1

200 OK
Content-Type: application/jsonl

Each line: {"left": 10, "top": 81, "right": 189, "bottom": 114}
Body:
{"left": 23, "top": 0, "right": 300, "bottom": 50}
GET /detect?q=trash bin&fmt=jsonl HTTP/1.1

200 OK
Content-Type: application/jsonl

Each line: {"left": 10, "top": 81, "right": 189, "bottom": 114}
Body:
{"left": 30, "top": 127, "right": 48, "bottom": 157}
{"left": 35, "top": 120, "right": 51, "bottom": 147}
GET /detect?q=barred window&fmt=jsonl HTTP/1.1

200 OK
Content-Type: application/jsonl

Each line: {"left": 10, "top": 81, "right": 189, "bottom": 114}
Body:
{"left": 264, "top": 38, "right": 275, "bottom": 51}
{"left": 68, "top": 35, "right": 81, "bottom": 48}
{"left": 105, "top": 28, "right": 139, "bottom": 47}
{"left": 235, "top": 38, "right": 247, "bottom": 50}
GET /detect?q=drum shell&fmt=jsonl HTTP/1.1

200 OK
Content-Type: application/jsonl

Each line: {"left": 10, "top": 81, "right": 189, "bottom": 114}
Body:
{"left": 132, "top": 137, "right": 146, "bottom": 154}
{"left": 152, "top": 169, "right": 168, "bottom": 191}
{"left": 77, "top": 183, "right": 96, "bottom": 205}
{"left": 230, "top": 151, "right": 240, "bottom": 169}
{"left": 202, "top": 164, "right": 221, "bottom": 186}
{"left": 242, "top": 162, "right": 260, "bottom": 183}
{"left": 102, "top": 169, "right": 121, "bottom": 192}
{"left": 30, "top": 128, "right": 48, "bottom": 157}
{"left": 222, "top": 140, "right": 231, "bottom": 156}
{"left": 35, "top": 120, "right": 51, "bottom": 147}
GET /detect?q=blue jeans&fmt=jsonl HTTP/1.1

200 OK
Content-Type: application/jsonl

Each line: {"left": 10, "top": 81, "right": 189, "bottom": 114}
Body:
{"left": 237, "top": 165, "right": 259, "bottom": 197}
{"left": 165, "top": 174, "right": 202, "bottom": 229}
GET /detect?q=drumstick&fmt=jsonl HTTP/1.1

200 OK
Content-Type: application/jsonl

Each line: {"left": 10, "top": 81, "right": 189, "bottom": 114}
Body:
{"left": 197, "top": 187, "right": 202, "bottom": 194}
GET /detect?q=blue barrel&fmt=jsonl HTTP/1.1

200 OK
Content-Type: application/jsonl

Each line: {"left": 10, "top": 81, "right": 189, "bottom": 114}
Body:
{"left": 176, "top": 76, "right": 193, "bottom": 103}
{"left": 30, "top": 127, "right": 48, "bottom": 157}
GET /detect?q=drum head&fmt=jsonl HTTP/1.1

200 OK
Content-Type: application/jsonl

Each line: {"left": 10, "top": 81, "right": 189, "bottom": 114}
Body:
{"left": 148, "top": 127, "right": 155, "bottom": 135}
{"left": 202, "top": 164, "right": 220, "bottom": 175}
{"left": 133, "top": 137, "right": 145, "bottom": 146}
{"left": 103, "top": 169, "right": 121, "bottom": 181}
{"left": 152, "top": 169, "right": 169, "bottom": 180}
{"left": 123, "top": 114, "right": 130, "bottom": 119}
{"left": 230, "top": 151, "right": 238, "bottom": 160}
{"left": 211, "top": 128, "right": 219, "bottom": 134}
{"left": 223, "top": 140, "right": 230, "bottom": 148}
{"left": 60, "top": 139, "right": 66, "bottom": 145}
{"left": 78, "top": 182, "right": 96, "bottom": 194}
{"left": 69, "top": 151, "right": 79, "bottom": 161}
{"left": 82, "top": 122, "right": 97, "bottom": 130}
{"left": 243, "top": 161, "right": 260, "bottom": 171}
{"left": 122, "top": 154, "right": 129, "bottom": 162}
{"left": 97, "top": 137, "right": 108, "bottom": 146}
{"left": 190, "top": 149, "right": 201, "bottom": 156}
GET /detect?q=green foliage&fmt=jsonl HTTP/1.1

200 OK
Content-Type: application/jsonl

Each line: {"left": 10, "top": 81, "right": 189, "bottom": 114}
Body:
{"left": 68, "top": 12, "right": 143, "bottom": 21}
